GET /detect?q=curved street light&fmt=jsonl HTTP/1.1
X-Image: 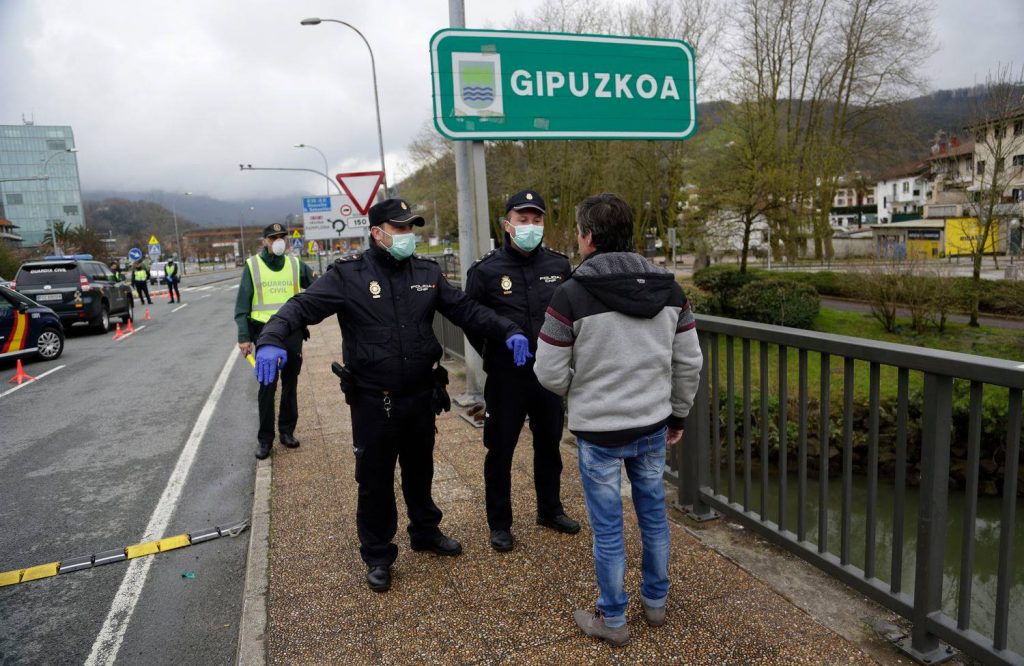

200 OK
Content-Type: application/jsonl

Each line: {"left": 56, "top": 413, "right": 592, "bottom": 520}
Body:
{"left": 294, "top": 144, "right": 331, "bottom": 196}
{"left": 300, "top": 17, "right": 388, "bottom": 197}
{"left": 41, "top": 148, "right": 78, "bottom": 254}
{"left": 171, "top": 191, "right": 192, "bottom": 273}
{"left": 239, "top": 164, "right": 344, "bottom": 195}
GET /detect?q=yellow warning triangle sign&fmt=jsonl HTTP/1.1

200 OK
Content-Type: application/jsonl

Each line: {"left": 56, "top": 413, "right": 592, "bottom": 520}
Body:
{"left": 292, "top": 230, "right": 301, "bottom": 239}
{"left": 148, "top": 235, "right": 159, "bottom": 244}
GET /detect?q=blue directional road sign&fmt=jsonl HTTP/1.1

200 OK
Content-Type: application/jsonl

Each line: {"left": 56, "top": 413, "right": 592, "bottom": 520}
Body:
{"left": 128, "top": 247, "right": 143, "bottom": 262}
{"left": 303, "top": 196, "right": 331, "bottom": 213}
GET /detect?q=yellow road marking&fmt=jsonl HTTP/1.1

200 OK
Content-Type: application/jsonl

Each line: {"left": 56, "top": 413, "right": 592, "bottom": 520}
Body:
{"left": 0, "top": 569, "right": 24, "bottom": 587}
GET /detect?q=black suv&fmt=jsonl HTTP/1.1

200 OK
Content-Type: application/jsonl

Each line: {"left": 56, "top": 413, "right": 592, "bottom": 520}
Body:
{"left": 13, "top": 257, "right": 134, "bottom": 333}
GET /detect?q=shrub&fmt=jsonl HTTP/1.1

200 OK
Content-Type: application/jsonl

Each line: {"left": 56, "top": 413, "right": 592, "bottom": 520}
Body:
{"left": 685, "top": 288, "right": 717, "bottom": 315}
{"left": 733, "top": 279, "right": 820, "bottom": 329}
{"left": 693, "top": 265, "right": 760, "bottom": 314}
{"left": 768, "top": 270, "right": 858, "bottom": 299}
{"left": 0, "top": 241, "right": 23, "bottom": 279}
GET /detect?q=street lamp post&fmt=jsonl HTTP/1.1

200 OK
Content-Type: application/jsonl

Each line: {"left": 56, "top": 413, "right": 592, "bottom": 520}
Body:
{"left": 240, "top": 206, "right": 254, "bottom": 261}
{"left": 171, "top": 191, "right": 192, "bottom": 274}
{"left": 300, "top": 17, "right": 388, "bottom": 197}
{"left": 41, "top": 148, "right": 78, "bottom": 254}
{"left": 294, "top": 144, "right": 331, "bottom": 196}
{"left": 239, "top": 164, "right": 344, "bottom": 195}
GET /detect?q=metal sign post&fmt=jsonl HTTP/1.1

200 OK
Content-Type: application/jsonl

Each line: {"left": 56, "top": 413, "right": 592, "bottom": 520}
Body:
{"left": 449, "top": 0, "right": 487, "bottom": 404}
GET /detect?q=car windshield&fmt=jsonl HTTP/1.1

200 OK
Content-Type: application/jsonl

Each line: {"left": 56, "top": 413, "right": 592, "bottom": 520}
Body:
{"left": 16, "top": 262, "right": 79, "bottom": 286}
{"left": 152, "top": 262, "right": 166, "bottom": 271}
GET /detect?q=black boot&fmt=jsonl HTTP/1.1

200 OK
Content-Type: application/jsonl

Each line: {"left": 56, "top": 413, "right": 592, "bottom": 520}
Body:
{"left": 255, "top": 441, "right": 272, "bottom": 459}
{"left": 366, "top": 565, "right": 391, "bottom": 592}
{"left": 280, "top": 433, "right": 300, "bottom": 448}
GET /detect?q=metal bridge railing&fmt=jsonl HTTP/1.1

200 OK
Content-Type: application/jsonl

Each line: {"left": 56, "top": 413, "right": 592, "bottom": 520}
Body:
{"left": 674, "top": 314, "right": 1023, "bottom": 666}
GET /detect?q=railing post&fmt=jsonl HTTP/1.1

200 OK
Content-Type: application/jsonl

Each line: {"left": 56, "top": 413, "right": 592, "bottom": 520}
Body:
{"left": 898, "top": 372, "right": 955, "bottom": 664}
{"left": 677, "top": 332, "right": 718, "bottom": 521}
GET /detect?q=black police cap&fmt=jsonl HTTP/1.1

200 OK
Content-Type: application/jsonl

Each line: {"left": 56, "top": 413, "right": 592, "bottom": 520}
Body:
{"left": 505, "top": 189, "right": 546, "bottom": 215}
{"left": 263, "top": 223, "right": 288, "bottom": 238}
{"left": 368, "top": 198, "right": 425, "bottom": 227}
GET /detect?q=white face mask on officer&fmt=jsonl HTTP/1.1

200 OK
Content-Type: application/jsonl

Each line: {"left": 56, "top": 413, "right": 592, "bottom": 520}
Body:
{"left": 271, "top": 238, "right": 287, "bottom": 256}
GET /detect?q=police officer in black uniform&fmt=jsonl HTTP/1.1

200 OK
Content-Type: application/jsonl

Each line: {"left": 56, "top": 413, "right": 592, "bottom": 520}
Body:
{"left": 254, "top": 198, "right": 531, "bottom": 593}
{"left": 465, "top": 189, "right": 581, "bottom": 552}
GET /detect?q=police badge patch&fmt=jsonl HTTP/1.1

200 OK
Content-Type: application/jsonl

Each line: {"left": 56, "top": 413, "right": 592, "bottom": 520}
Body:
{"left": 500, "top": 275, "right": 512, "bottom": 295}
{"left": 369, "top": 280, "right": 382, "bottom": 299}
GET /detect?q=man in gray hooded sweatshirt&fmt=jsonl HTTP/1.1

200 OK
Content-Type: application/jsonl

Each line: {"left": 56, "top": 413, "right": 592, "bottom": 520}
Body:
{"left": 535, "top": 192, "right": 703, "bottom": 646}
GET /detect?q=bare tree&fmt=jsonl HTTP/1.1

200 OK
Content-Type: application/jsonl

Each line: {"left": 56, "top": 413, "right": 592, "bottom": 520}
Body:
{"left": 724, "top": 0, "right": 934, "bottom": 264}
{"left": 962, "top": 66, "right": 1024, "bottom": 326}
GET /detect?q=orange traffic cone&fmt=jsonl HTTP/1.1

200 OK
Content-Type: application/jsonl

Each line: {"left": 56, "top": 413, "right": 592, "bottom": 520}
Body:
{"left": 144, "top": 308, "right": 152, "bottom": 321}
{"left": 8, "top": 359, "right": 35, "bottom": 385}
{"left": 112, "top": 322, "right": 123, "bottom": 340}
{"left": 126, "top": 318, "right": 136, "bottom": 334}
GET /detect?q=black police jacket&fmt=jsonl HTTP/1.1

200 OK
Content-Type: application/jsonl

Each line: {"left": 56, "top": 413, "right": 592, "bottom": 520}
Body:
{"left": 256, "top": 244, "right": 522, "bottom": 393}
{"left": 465, "top": 236, "right": 571, "bottom": 372}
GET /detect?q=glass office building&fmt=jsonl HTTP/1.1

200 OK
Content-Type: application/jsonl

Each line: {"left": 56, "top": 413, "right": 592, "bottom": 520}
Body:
{"left": 0, "top": 123, "right": 84, "bottom": 248}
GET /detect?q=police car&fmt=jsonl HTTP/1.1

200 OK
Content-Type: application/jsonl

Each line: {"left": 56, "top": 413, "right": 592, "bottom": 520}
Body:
{"left": 12, "top": 255, "right": 134, "bottom": 333}
{"left": 0, "top": 284, "right": 65, "bottom": 362}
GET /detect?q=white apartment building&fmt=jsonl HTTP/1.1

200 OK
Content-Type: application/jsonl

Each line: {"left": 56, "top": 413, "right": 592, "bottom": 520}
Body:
{"left": 829, "top": 173, "right": 877, "bottom": 228}
{"left": 875, "top": 160, "right": 932, "bottom": 223}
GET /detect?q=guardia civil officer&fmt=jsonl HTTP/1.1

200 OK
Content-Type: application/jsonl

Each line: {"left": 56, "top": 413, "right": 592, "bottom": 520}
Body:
{"left": 131, "top": 260, "right": 152, "bottom": 305}
{"left": 254, "top": 198, "right": 531, "bottom": 593}
{"left": 165, "top": 255, "right": 182, "bottom": 303}
{"left": 465, "top": 189, "right": 580, "bottom": 552}
{"left": 235, "top": 223, "right": 316, "bottom": 459}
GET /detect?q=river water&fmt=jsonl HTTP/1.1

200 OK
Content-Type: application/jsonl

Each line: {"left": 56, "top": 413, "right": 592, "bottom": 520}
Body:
{"left": 715, "top": 471, "right": 1024, "bottom": 655}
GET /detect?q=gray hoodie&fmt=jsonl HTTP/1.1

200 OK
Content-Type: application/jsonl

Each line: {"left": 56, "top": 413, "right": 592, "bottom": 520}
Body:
{"left": 534, "top": 251, "right": 702, "bottom": 446}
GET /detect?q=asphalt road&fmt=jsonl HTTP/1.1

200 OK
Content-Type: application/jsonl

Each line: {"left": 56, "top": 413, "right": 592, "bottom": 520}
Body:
{"left": 0, "top": 269, "right": 260, "bottom": 665}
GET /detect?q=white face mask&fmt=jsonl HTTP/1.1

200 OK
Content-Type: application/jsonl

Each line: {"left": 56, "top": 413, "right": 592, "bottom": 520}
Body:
{"left": 271, "top": 238, "right": 286, "bottom": 256}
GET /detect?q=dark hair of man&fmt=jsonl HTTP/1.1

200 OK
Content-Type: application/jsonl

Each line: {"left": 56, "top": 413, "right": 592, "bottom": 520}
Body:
{"left": 575, "top": 193, "right": 635, "bottom": 252}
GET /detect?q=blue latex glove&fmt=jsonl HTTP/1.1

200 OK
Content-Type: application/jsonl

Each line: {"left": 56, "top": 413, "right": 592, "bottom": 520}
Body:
{"left": 254, "top": 345, "right": 287, "bottom": 385}
{"left": 505, "top": 334, "right": 533, "bottom": 367}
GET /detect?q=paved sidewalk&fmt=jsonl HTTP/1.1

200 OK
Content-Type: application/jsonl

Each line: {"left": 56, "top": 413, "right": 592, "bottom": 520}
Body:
{"left": 265, "top": 321, "right": 876, "bottom": 664}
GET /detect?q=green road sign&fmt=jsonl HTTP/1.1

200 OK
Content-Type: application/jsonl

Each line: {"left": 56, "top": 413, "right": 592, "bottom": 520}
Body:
{"left": 430, "top": 29, "right": 697, "bottom": 141}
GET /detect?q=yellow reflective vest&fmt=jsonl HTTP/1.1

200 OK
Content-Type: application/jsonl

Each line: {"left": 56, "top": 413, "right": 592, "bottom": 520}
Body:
{"left": 248, "top": 254, "right": 300, "bottom": 323}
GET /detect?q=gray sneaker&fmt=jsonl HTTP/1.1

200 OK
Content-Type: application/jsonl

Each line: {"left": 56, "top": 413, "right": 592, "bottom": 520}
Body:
{"left": 573, "top": 609, "right": 629, "bottom": 646}
{"left": 642, "top": 602, "right": 666, "bottom": 627}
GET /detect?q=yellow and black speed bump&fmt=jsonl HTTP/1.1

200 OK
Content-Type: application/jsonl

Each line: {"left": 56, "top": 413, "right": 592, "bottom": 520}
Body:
{"left": 0, "top": 520, "right": 248, "bottom": 588}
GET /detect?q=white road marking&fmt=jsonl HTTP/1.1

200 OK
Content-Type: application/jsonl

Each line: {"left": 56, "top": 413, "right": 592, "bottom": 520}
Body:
{"left": 84, "top": 347, "right": 237, "bottom": 666}
{"left": 0, "top": 364, "right": 66, "bottom": 399}
{"left": 172, "top": 303, "right": 188, "bottom": 313}
{"left": 114, "top": 325, "right": 146, "bottom": 342}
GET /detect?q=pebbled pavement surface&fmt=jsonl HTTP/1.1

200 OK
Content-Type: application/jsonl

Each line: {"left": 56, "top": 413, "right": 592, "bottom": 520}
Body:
{"left": 265, "top": 321, "right": 877, "bottom": 665}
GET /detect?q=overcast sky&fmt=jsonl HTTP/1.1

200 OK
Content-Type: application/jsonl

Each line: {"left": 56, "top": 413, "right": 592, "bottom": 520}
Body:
{"left": 1, "top": 0, "right": 1021, "bottom": 202}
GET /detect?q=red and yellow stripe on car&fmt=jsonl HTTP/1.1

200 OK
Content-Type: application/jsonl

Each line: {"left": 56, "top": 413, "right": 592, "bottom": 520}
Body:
{"left": 2, "top": 312, "right": 28, "bottom": 353}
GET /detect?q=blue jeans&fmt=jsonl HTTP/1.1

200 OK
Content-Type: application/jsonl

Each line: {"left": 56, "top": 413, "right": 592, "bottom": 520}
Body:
{"left": 577, "top": 427, "right": 670, "bottom": 628}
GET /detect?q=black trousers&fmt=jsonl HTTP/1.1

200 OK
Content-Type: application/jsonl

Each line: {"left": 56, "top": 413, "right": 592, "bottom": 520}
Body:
{"left": 167, "top": 280, "right": 180, "bottom": 301}
{"left": 133, "top": 281, "right": 151, "bottom": 304}
{"left": 350, "top": 388, "right": 443, "bottom": 567}
{"left": 249, "top": 321, "right": 303, "bottom": 445}
{"left": 483, "top": 367, "right": 565, "bottom": 530}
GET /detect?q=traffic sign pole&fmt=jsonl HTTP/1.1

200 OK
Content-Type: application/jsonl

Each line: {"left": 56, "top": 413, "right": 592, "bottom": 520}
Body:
{"left": 449, "top": 0, "right": 486, "bottom": 402}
